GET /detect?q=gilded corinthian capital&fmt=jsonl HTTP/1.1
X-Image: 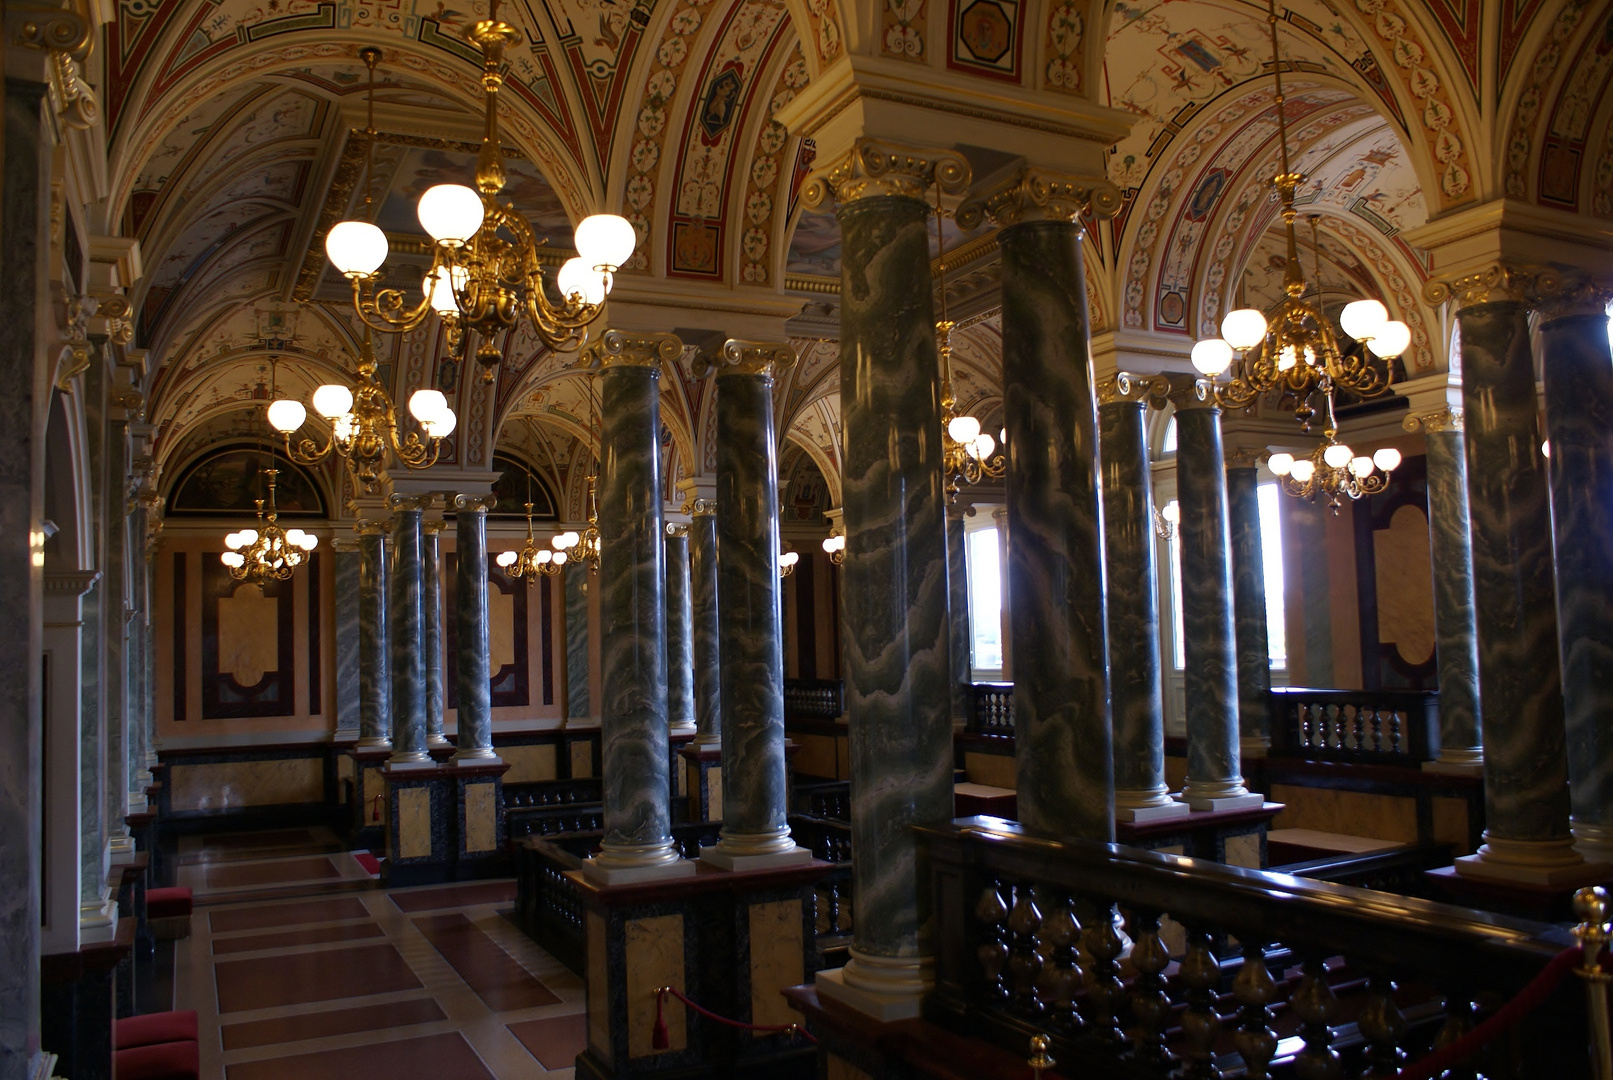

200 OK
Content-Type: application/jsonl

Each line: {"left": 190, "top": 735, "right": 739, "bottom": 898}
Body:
{"left": 1094, "top": 371, "right": 1169, "bottom": 407}
{"left": 956, "top": 168, "right": 1123, "bottom": 230}
{"left": 800, "top": 139, "right": 971, "bottom": 209}
{"left": 581, "top": 329, "right": 683, "bottom": 371}
{"left": 720, "top": 340, "right": 797, "bottom": 381}
{"left": 1404, "top": 406, "right": 1464, "bottom": 434}
{"left": 1425, "top": 262, "right": 1613, "bottom": 318}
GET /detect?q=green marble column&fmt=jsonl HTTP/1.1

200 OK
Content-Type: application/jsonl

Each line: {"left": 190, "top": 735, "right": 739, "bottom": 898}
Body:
{"left": 707, "top": 342, "right": 810, "bottom": 869}
{"left": 1097, "top": 375, "right": 1185, "bottom": 822}
{"left": 1225, "top": 453, "right": 1272, "bottom": 758}
{"left": 582, "top": 330, "right": 694, "bottom": 884}
{"left": 388, "top": 495, "right": 431, "bottom": 767}
{"left": 1449, "top": 293, "right": 1585, "bottom": 883}
{"left": 665, "top": 525, "right": 697, "bottom": 736}
{"left": 423, "top": 519, "right": 451, "bottom": 750}
{"left": 803, "top": 141, "right": 968, "bottom": 1018}
{"left": 1404, "top": 406, "right": 1482, "bottom": 772}
{"left": 689, "top": 501, "right": 721, "bottom": 747}
{"left": 1169, "top": 383, "right": 1260, "bottom": 812}
{"left": 453, "top": 495, "right": 498, "bottom": 762}
{"left": 996, "top": 214, "right": 1113, "bottom": 842}
{"left": 1539, "top": 302, "right": 1613, "bottom": 865}
{"left": 357, "top": 520, "right": 391, "bottom": 749}
{"left": 563, "top": 562, "right": 591, "bottom": 720}
{"left": 945, "top": 505, "right": 971, "bottom": 724}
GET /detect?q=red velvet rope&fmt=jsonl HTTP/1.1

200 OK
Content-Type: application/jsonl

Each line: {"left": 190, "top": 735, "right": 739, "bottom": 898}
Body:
{"left": 1396, "top": 945, "right": 1584, "bottom": 1080}
{"left": 653, "top": 986, "right": 818, "bottom": 1049}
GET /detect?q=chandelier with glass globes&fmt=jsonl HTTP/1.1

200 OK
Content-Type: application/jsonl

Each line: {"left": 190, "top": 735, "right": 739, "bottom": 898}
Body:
{"left": 821, "top": 529, "right": 846, "bottom": 565}
{"left": 1266, "top": 387, "right": 1401, "bottom": 513}
{"left": 220, "top": 469, "right": 318, "bottom": 584}
{"left": 1187, "top": 0, "right": 1410, "bottom": 430}
{"left": 320, "top": 20, "right": 636, "bottom": 385}
{"left": 497, "top": 501, "right": 569, "bottom": 579}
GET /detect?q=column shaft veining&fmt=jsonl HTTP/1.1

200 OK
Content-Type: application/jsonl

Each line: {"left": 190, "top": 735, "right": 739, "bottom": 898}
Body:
{"left": 945, "top": 506, "right": 970, "bottom": 724}
{"left": 1097, "top": 376, "right": 1182, "bottom": 820}
{"left": 1405, "top": 407, "right": 1482, "bottom": 770}
{"left": 689, "top": 504, "right": 720, "bottom": 746}
{"left": 422, "top": 519, "right": 450, "bottom": 749}
{"left": 708, "top": 342, "right": 809, "bottom": 868}
{"left": 1171, "top": 384, "right": 1257, "bottom": 810}
{"left": 665, "top": 526, "right": 697, "bottom": 736}
{"left": 1450, "top": 293, "right": 1583, "bottom": 882}
{"left": 563, "top": 562, "right": 591, "bottom": 720}
{"left": 454, "top": 496, "right": 497, "bottom": 761}
{"left": 1539, "top": 304, "right": 1613, "bottom": 863}
{"left": 1226, "top": 455, "right": 1271, "bottom": 758}
{"left": 584, "top": 330, "right": 691, "bottom": 882}
{"left": 984, "top": 198, "right": 1113, "bottom": 842}
{"left": 805, "top": 140, "right": 968, "bottom": 1013}
{"left": 388, "top": 496, "right": 430, "bottom": 765}
{"left": 357, "top": 522, "right": 391, "bottom": 748}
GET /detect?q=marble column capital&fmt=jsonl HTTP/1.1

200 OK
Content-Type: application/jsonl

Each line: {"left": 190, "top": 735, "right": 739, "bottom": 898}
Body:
{"left": 685, "top": 498, "right": 717, "bottom": 517}
{"left": 354, "top": 518, "right": 390, "bottom": 536}
{"left": 452, "top": 493, "right": 496, "bottom": 512}
{"left": 1529, "top": 270, "right": 1613, "bottom": 324}
{"left": 387, "top": 493, "right": 433, "bottom": 512}
{"left": 582, "top": 329, "right": 681, "bottom": 371}
{"left": 1095, "top": 371, "right": 1169, "bottom": 407}
{"left": 956, "top": 167, "right": 1121, "bottom": 230}
{"left": 1404, "top": 406, "right": 1465, "bottom": 434}
{"left": 665, "top": 521, "right": 689, "bottom": 538}
{"left": 422, "top": 518, "right": 449, "bottom": 535}
{"left": 1224, "top": 448, "right": 1267, "bottom": 471}
{"left": 801, "top": 138, "right": 970, "bottom": 209}
{"left": 720, "top": 339, "right": 796, "bottom": 381}
{"left": 330, "top": 538, "right": 361, "bottom": 552}
{"left": 1423, "top": 261, "right": 1613, "bottom": 314}
{"left": 1165, "top": 375, "right": 1219, "bottom": 411}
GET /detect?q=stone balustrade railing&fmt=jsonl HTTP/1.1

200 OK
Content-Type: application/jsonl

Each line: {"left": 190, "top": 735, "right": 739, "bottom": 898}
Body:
{"left": 967, "top": 682, "right": 1015, "bottom": 735}
{"left": 920, "top": 817, "right": 1584, "bottom": 1079}
{"left": 1269, "top": 686, "right": 1440, "bottom": 764}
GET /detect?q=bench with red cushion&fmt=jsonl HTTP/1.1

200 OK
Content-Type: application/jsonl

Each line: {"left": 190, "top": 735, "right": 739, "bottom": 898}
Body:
{"left": 144, "top": 887, "right": 192, "bottom": 919}
{"left": 116, "top": 1010, "right": 198, "bottom": 1050}
{"left": 114, "top": 1039, "right": 199, "bottom": 1080}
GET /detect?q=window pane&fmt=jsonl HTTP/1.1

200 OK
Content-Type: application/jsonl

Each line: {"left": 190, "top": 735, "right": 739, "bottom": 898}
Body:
{"left": 1258, "top": 482, "right": 1286, "bottom": 666}
{"left": 966, "top": 527, "right": 1003, "bottom": 673}
{"left": 1162, "top": 417, "right": 1177, "bottom": 455}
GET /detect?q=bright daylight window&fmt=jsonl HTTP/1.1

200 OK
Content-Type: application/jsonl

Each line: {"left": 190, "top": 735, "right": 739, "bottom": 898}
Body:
{"left": 1164, "top": 484, "right": 1286, "bottom": 669}
{"left": 965, "top": 523, "right": 1003, "bottom": 675}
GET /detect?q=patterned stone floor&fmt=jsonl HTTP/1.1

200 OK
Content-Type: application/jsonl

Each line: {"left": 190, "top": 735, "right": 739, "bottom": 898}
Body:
{"left": 173, "top": 828, "right": 585, "bottom": 1078}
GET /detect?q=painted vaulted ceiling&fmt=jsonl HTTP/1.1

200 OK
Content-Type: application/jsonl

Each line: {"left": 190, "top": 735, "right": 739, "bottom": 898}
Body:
{"left": 87, "top": 0, "right": 1613, "bottom": 517}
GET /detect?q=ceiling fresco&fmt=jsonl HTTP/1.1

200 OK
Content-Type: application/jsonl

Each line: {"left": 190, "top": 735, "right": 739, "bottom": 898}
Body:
{"left": 87, "top": 0, "right": 1597, "bottom": 510}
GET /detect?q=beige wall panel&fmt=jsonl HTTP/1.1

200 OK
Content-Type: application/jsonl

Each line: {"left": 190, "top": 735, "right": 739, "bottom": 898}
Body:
{"left": 1269, "top": 785, "right": 1418, "bottom": 844}
{"left": 571, "top": 739, "right": 594, "bottom": 778}
{"left": 170, "top": 758, "right": 322, "bottom": 811}
{"left": 626, "top": 914, "right": 685, "bottom": 1057}
{"left": 964, "top": 751, "right": 1016, "bottom": 789}
{"left": 1432, "top": 796, "right": 1472, "bottom": 855}
{"left": 464, "top": 782, "right": 497, "bottom": 853}
{"left": 501, "top": 743, "right": 559, "bottom": 783}
{"left": 748, "top": 899, "right": 804, "bottom": 1028}
{"left": 397, "top": 787, "right": 432, "bottom": 859}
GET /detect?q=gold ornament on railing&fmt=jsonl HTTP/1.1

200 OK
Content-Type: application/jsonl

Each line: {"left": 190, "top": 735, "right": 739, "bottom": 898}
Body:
{"left": 1266, "top": 388, "right": 1401, "bottom": 513}
{"left": 220, "top": 469, "right": 317, "bottom": 584}
{"left": 1187, "top": 0, "right": 1410, "bottom": 429}
{"left": 320, "top": 31, "right": 632, "bottom": 383}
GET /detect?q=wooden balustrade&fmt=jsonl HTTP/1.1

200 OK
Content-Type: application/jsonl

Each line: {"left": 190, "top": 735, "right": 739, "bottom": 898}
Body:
{"left": 1269, "top": 686, "right": 1440, "bottom": 764}
{"left": 968, "top": 682, "right": 1015, "bottom": 735}
{"left": 921, "top": 817, "right": 1586, "bottom": 1079}
{"left": 784, "top": 678, "right": 844, "bottom": 720}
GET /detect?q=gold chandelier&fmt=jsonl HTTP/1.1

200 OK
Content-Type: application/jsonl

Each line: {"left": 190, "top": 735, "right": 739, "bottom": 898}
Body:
{"left": 1267, "top": 388, "right": 1401, "bottom": 512}
{"left": 321, "top": 29, "right": 635, "bottom": 383}
{"left": 1189, "top": 0, "right": 1411, "bottom": 428}
{"left": 547, "top": 476, "right": 601, "bottom": 574}
{"left": 497, "top": 501, "right": 567, "bottom": 578}
{"left": 220, "top": 468, "right": 318, "bottom": 584}
{"left": 933, "top": 183, "right": 1004, "bottom": 503}
{"left": 821, "top": 528, "right": 845, "bottom": 564}
{"left": 267, "top": 329, "right": 457, "bottom": 490}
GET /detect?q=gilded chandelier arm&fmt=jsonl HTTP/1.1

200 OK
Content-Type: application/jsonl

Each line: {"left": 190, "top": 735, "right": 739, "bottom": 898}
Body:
{"left": 284, "top": 430, "right": 335, "bottom": 466}
{"left": 384, "top": 401, "right": 443, "bottom": 470}
{"left": 350, "top": 272, "right": 436, "bottom": 336}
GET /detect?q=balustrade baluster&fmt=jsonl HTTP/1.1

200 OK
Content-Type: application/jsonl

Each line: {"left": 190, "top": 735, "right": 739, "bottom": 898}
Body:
{"left": 1349, "top": 705, "right": 1365, "bottom": 751}
{"left": 1036, "top": 894, "right": 1083, "bottom": 1030}
{"left": 976, "top": 881, "right": 1011, "bottom": 1000}
{"left": 1124, "top": 908, "right": 1173, "bottom": 1066}
{"left": 1357, "top": 974, "right": 1406, "bottom": 1078}
{"left": 1299, "top": 702, "right": 1315, "bottom": 748}
{"left": 1390, "top": 709, "right": 1404, "bottom": 754}
{"left": 1007, "top": 884, "right": 1045, "bottom": 1013}
{"left": 1431, "top": 998, "right": 1479, "bottom": 1080}
{"left": 1177, "top": 927, "right": 1223, "bottom": 1079}
{"left": 1291, "top": 956, "right": 1343, "bottom": 1080}
{"left": 1231, "top": 943, "right": 1279, "bottom": 1080}
{"left": 1368, "top": 706, "right": 1384, "bottom": 753}
{"left": 1085, "top": 906, "right": 1127, "bottom": 1047}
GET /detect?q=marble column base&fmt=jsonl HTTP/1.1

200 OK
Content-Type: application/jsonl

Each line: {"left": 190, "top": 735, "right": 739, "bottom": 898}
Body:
{"left": 1423, "top": 748, "right": 1484, "bottom": 777}
{"left": 427, "top": 733, "right": 453, "bottom": 749}
{"left": 384, "top": 757, "right": 437, "bottom": 774}
{"left": 357, "top": 735, "right": 392, "bottom": 750}
{"left": 1454, "top": 832, "right": 1607, "bottom": 885}
{"left": 79, "top": 894, "right": 118, "bottom": 944}
{"left": 1573, "top": 820, "right": 1613, "bottom": 865}
{"left": 815, "top": 951, "right": 933, "bottom": 1021}
{"left": 1116, "top": 789, "right": 1191, "bottom": 823}
{"left": 669, "top": 720, "right": 698, "bottom": 736}
{"left": 1240, "top": 735, "right": 1271, "bottom": 760}
{"left": 1177, "top": 777, "right": 1262, "bottom": 812}
{"left": 692, "top": 732, "right": 720, "bottom": 749}
{"left": 581, "top": 843, "right": 697, "bottom": 886}
{"left": 452, "top": 749, "right": 503, "bottom": 766}
{"left": 701, "top": 842, "right": 813, "bottom": 872}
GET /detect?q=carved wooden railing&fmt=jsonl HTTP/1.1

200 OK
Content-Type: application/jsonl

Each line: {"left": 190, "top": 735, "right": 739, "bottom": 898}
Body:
{"left": 921, "top": 818, "right": 1585, "bottom": 1080}
{"left": 1269, "top": 686, "right": 1440, "bottom": 764}
{"left": 503, "top": 778, "right": 604, "bottom": 841}
{"left": 968, "top": 682, "right": 1015, "bottom": 736}
{"left": 784, "top": 678, "right": 844, "bottom": 720}
{"left": 794, "top": 779, "right": 851, "bottom": 822}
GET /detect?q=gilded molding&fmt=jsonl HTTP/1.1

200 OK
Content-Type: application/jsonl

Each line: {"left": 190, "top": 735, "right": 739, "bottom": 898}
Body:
{"left": 800, "top": 138, "right": 970, "bottom": 210}
{"left": 688, "top": 498, "right": 717, "bottom": 517}
{"left": 1403, "top": 406, "right": 1464, "bottom": 434}
{"left": 665, "top": 522, "right": 689, "bottom": 538}
{"left": 387, "top": 494, "right": 434, "bottom": 512}
{"left": 955, "top": 167, "right": 1122, "bottom": 230}
{"left": 53, "top": 296, "right": 95, "bottom": 391}
{"left": 581, "top": 329, "right": 682, "bottom": 371}
{"left": 720, "top": 339, "right": 797, "bottom": 380}
{"left": 330, "top": 538, "right": 362, "bottom": 552}
{"left": 1094, "top": 371, "right": 1168, "bottom": 407}
{"left": 452, "top": 493, "right": 498, "bottom": 512}
{"left": 1224, "top": 448, "right": 1268, "bottom": 470}
{"left": 1423, "top": 262, "right": 1534, "bottom": 308}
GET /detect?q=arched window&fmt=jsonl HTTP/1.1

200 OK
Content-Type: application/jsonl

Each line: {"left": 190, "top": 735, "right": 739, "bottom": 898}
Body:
{"left": 489, "top": 453, "right": 558, "bottom": 519}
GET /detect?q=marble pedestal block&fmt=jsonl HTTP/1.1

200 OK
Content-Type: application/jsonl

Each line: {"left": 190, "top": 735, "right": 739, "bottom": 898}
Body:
{"left": 381, "top": 761, "right": 510, "bottom": 886}
{"left": 347, "top": 745, "right": 392, "bottom": 850}
{"left": 573, "top": 860, "right": 829, "bottom": 1080}
{"left": 40, "top": 919, "right": 134, "bottom": 1080}
{"left": 680, "top": 743, "right": 723, "bottom": 824}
